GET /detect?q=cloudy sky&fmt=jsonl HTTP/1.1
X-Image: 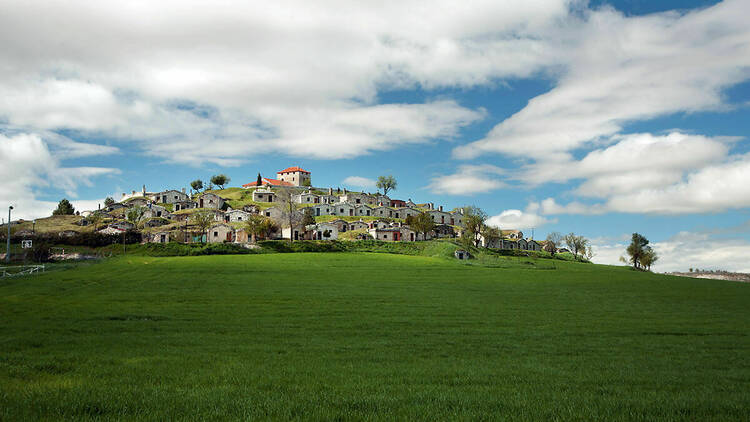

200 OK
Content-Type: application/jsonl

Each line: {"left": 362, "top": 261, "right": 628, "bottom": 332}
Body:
{"left": 2, "top": 0, "right": 749, "bottom": 271}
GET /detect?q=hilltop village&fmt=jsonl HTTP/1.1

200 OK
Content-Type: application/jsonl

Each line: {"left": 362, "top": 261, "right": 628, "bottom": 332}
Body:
{"left": 18, "top": 166, "right": 543, "bottom": 251}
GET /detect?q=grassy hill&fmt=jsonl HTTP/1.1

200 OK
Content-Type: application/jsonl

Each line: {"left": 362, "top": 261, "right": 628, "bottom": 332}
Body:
{"left": 1, "top": 253, "right": 749, "bottom": 420}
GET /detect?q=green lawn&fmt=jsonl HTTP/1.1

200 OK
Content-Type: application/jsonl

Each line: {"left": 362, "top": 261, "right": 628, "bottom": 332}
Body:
{"left": 1, "top": 253, "right": 749, "bottom": 420}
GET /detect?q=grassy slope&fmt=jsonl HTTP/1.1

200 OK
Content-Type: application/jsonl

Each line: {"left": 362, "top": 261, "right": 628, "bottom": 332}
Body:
{"left": 1, "top": 253, "right": 749, "bottom": 420}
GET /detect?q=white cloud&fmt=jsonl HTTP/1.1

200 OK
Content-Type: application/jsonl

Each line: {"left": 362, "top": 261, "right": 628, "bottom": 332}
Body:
{"left": 592, "top": 230, "right": 750, "bottom": 273}
{"left": 0, "top": 133, "right": 119, "bottom": 220}
{"left": 342, "top": 176, "right": 376, "bottom": 189}
{"left": 536, "top": 150, "right": 750, "bottom": 215}
{"left": 427, "top": 164, "right": 506, "bottom": 195}
{"left": 486, "top": 206, "right": 556, "bottom": 230}
{"left": 454, "top": 1, "right": 750, "bottom": 160}
{"left": 0, "top": 0, "right": 565, "bottom": 165}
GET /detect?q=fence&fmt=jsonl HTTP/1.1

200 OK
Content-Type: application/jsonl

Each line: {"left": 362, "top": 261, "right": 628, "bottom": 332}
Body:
{"left": 0, "top": 265, "right": 45, "bottom": 278}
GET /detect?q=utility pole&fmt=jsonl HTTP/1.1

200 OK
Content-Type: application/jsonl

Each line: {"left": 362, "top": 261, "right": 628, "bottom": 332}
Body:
{"left": 6, "top": 206, "right": 13, "bottom": 263}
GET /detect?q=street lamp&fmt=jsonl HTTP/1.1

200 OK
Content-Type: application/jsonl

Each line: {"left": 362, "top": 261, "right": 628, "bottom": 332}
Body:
{"left": 6, "top": 205, "right": 13, "bottom": 263}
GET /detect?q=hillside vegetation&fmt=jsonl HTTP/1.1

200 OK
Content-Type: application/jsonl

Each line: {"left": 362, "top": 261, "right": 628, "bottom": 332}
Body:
{"left": 1, "top": 253, "right": 749, "bottom": 420}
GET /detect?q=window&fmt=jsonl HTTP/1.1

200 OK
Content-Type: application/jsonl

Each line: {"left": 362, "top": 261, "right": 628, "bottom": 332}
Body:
{"left": 383, "top": 234, "right": 388, "bottom": 239}
{"left": 356, "top": 199, "right": 361, "bottom": 204}
{"left": 265, "top": 212, "right": 271, "bottom": 217}
{"left": 213, "top": 231, "right": 218, "bottom": 237}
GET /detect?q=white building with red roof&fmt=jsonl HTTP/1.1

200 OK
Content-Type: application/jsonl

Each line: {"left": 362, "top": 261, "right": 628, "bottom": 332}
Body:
{"left": 276, "top": 166, "right": 311, "bottom": 187}
{"left": 242, "top": 166, "right": 311, "bottom": 188}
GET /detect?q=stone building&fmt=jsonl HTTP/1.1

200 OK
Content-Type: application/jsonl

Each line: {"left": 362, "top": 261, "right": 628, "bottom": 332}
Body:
{"left": 276, "top": 166, "right": 311, "bottom": 187}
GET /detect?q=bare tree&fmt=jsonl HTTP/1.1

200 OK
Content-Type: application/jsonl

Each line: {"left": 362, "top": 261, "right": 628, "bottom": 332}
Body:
{"left": 277, "top": 189, "right": 303, "bottom": 243}
{"left": 544, "top": 232, "right": 563, "bottom": 256}
{"left": 481, "top": 226, "right": 501, "bottom": 248}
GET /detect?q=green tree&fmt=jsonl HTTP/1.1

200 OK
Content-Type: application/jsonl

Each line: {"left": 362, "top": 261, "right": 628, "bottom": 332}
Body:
{"left": 409, "top": 212, "right": 435, "bottom": 241}
{"left": 245, "top": 214, "right": 274, "bottom": 243}
{"left": 103, "top": 197, "right": 116, "bottom": 207}
{"left": 302, "top": 207, "right": 316, "bottom": 226}
{"left": 461, "top": 206, "right": 487, "bottom": 248}
{"left": 640, "top": 248, "right": 658, "bottom": 271}
{"left": 376, "top": 175, "right": 397, "bottom": 196}
{"left": 191, "top": 210, "right": 215, "bottom": 244}
{"left": 87, "top": 212, "right": 103, "bottom": 231}
{"left": 52, "top": 199, "right": 75, "bottom": 216}
{"left": 126, "top": 206, "right": 146, "bottom": 225}
{"left": 210, "top": 174, "right": 230, "bottom": 189}
{"left": 626, "top": 233, "right": 650, "bottom": 269}
{"left": 190, "top": 179, "right": 203, "bottom": 193}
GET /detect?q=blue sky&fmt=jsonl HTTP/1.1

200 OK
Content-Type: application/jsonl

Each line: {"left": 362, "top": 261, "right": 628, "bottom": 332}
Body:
{"left": 1, "top": 0, "right": 749, "bottom": 271}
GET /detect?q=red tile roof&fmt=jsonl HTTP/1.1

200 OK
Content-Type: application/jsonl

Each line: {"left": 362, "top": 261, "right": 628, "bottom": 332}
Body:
{"left": 277, "top": 166, "right": 310, "bottom": 174}
{"left": 242, "top": 178, "right": 294, "bottom": 188}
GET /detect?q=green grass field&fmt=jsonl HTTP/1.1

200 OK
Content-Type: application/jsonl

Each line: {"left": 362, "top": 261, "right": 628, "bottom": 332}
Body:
{"left": 1, "top": 253, "right": 749, "bottom": 420}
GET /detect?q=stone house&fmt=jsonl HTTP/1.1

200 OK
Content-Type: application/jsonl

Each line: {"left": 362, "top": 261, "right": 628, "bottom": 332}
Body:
{"left": 399, "top": 207, "right": 422, "bottom": 219}
{"left": 427, "top": 209, "right": 452, "bottom": 225}
{"left": 253, "top": 189, "right": 276, "bottom": 203}
{"left": 174, "top": 200, "right": 197, "bottom": 212}
{"left": 105, "top": 203, "right": 127, "bottom": 212}
{"left": 276, "top": 166, "right": 311, "bottom": 187}
{"left": 305, "top": 223, "right": 339, "bottom": 240}
{"left": 399, "top": 226, "right": 417, "bottom": 242}
{"left": 293, "top": 191, "right": 320, "bottom": 204}
{"left": 502, "top": 230, "right": 523, "bottom": 240}
{"left": 326, "top": 219, "right": 350, "bottom": 233}
{"left": 262, "top": 206, "right": 283, "bottom": 220}
{"left": 125, "top": 197, "right": 149, "bottom": 208}
{"left": 449, "top": 211, "right": 464, "bottom": 226}
{"left": 517, "top": 238, "right": 528, "bottom": 250}
{"left": 225, "top": 209, "right": 252, "bottom": 222}
{"left": 527, "top": 240, "right": 542, "bottom": 251}
{"left": 340, "top": 193, "right": 372, "bottom": 206}
{"left": 312, "top": 204, "right": 333, "bottom": 217}
{"left": 151, "top": 189, "right": 189, "bottom": 204}
{"left": 148, "top": 231, "right": 170, "bottom": 243}
{"left": 319, "top": 195, "right": 338, "bottom": 204}
{"left": 368, "top": 220, "right": 392, "bottom": 230}
{"left": 390, "top": 199, "right": 407, "bottom": 208}
{"left": 374, "top": 194, "right": 391, "bottom": 206}
{"left": 433, "top": 224, "right": 455, "bottom": 238}
{"left": 355, "top": 204, "right": 373, "bottom": 217}
{"left": 110, "top": 221, "right": 135, "bottom": 231}
{"left": 207, "top": 223, "right": 233, "bottom": 243}
{"left": 348, "top": 221, "right": 369, "bottom": 231}
{"left": 142, "top": 203, "right": 169, "bottom": 219}
{"left": 333, "top": 202, "right": 356, "bottom": 217}
{"left": 197, "top": 193, "right": 225, "bottom": 210}
{"left": 368, "top": 227, "right": 402, "bottom": 241}
{"left": 371, "top": 206, "right": 392, "bottom": 218}
{"left": 455, "top": 250, "right": 469, "bottom": 260}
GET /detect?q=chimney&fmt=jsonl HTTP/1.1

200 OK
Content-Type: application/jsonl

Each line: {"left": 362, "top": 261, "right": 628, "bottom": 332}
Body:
{"left": 328, "top": 187, "right": 333, "bottom": 195}
{"left": 182, "top": 188, "right": 186, "bottom": 194}
{"left": 344, "top": 188, "right": 348, "bottom": 194}
{"left": 142, "top": 185, "right": 146, "bottom": 196}
{"left": 122, "top": 193, "right": 126, "bottom": 197}
{"left": 132, "top": 190, "right": 136, "bottom": 195}
{"left": 98, "top": 203, "right": 101, "bottom": 210}
{"left": 439, "top": 205, "right": 443, "bottom": 212}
